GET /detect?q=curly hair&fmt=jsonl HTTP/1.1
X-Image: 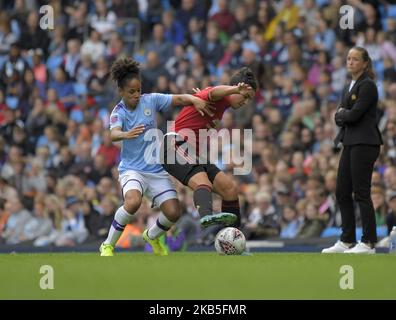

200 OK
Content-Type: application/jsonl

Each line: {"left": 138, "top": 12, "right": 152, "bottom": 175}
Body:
{"left": 229, "top": 67, "right": 258, "bottom": 91}
{"left": 110, "top": 57, "right": 140, "bottom": 89}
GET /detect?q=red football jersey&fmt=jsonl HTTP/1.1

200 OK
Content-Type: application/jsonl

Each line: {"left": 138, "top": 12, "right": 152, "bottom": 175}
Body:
{"left": 174, "top": 86, "right": 231, "bottom": 134}
{"left": 174, "top": 87, "right": 231, "bottom": 154}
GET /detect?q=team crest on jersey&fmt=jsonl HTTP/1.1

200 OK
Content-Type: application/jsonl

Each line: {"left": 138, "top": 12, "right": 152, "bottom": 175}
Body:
{"left": 110, "top": 115, "right": 118, "bottom": 124}
{"left": 144, "top": 108, "right": 152, "bottom": 116}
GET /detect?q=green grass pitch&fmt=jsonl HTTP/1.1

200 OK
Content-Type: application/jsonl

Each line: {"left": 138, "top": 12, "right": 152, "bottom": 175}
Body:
{"left": 1, "top": 252, "right": 395, "bottom": 300}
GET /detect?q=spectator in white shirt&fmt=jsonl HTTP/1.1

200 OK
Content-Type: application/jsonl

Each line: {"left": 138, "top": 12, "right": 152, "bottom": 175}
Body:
{"left": 81, "top": 29, "right": 106, "bottom": 63}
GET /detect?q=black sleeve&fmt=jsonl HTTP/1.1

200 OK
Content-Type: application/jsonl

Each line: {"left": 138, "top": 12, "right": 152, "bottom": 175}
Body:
{"left": 334, "top": 110, "right": 345, "bottom": 127}
{"left": 336, "top": 81, "right": 378, "bottom": 124}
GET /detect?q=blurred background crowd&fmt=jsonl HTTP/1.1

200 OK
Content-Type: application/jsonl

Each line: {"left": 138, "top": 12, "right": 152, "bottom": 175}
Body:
{"left": 1, "top": 0, "right": 396, "bottom": 251}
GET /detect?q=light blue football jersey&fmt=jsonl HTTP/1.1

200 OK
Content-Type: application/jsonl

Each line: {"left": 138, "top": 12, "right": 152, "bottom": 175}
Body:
{"left": 109, "top": 93, "right": 173, "bottom": 174}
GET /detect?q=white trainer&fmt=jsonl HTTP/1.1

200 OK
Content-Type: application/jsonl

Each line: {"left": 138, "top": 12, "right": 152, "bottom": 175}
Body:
{"left": 322, "top": 241, "right": 352, "bottom": 253}
{"left": 344, "top": 241, "right": 375, "bottom": 254}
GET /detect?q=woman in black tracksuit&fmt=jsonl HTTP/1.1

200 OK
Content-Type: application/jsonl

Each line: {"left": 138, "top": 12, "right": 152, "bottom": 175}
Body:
{"left": 322, "top": 47, "right": 383, "bottom": 254}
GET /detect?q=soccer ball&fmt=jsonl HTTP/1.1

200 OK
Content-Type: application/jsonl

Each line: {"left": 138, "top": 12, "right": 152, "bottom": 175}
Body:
{"left": 214, "top": 227, "right": 246, "bottom": 255}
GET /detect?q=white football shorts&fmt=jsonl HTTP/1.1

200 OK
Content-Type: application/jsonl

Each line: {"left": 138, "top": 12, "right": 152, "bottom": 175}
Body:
{"left": 118, "top": 170, "right": 178, "bottom": 208}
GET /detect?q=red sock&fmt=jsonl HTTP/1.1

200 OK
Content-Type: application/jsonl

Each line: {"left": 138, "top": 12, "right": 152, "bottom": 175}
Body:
{"left": 222, "top": 199, "right": 241, "bottom": 227}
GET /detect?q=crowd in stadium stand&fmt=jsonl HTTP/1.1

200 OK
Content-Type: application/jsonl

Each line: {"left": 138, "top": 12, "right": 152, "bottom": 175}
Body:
{"left": 1, "top": 0, "right": 396, "bottom": 251}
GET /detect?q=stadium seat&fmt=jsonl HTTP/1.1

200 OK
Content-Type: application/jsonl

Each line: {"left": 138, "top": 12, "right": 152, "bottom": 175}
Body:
{"left": 381, "top": 18, "right": 388, "bottom": 31}
{"left": 25, "top": 55, "right": 33, "bottom": 68}
{"left": 70, "top": 107, "right": 84, "bottom": 123}
{"left": 377, "top": 226, "right": 388, "bottom": 237}
{"left": 321, "top": 227, "right": 342, "bottom": 238}
{"left": 374, "top": 60, "right": 384, "bottom": 81}
{"left": 378, "top": 4, "right": 386, "bottom": 18}
{"left": 356, "top": 226, "right": 388, "bottom": 239}
{"left": 161, "top": 0, "right": 171, "bottom": 10}
{"left": 73, "top": 83, "right": 87, "bottom": 96}
{"left": 377, "top": 80, "right": 385, "bottom": 100}
{"left": 315, "top": 0, "right": 330, "bottom": 7}
{"left": 133, "top": 53, "right": 146, "bottom": 64}
{"left": 0, "top": 55, "right": 7, "bottom": 69}
{"left": 321, "top": 226, "right": 388, "bottom": 239}
{"left": 5, "top": 96, "right": 19, "bottom": 109}
{"left": 46, "top": 55, "right": 63, "bottom": 73}
{"left": 387, "top": 5, "right": 396, "bottom": 18}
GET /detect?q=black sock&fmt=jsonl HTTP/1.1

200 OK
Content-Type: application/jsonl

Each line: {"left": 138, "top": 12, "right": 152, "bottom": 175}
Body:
{"left": 222, "top": 199, "right": 241, "bottom": 227}
{"left": 193, "top": 184, "right": 212, "bottom": 217}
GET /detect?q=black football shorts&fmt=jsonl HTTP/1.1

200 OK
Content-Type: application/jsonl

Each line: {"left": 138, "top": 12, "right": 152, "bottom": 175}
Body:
{"left": 161, "top": 132, "right": 221, "bottom": 186}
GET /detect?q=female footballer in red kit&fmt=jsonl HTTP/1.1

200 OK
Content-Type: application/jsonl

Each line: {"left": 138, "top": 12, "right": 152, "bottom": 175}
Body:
{"left": 162, "top": 67, "right": 257, "bottom": 228}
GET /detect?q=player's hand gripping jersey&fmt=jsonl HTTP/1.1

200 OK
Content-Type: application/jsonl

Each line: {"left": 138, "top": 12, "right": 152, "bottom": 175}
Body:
{"left": 174, "top": 87, "right": 231, "bottom": 152}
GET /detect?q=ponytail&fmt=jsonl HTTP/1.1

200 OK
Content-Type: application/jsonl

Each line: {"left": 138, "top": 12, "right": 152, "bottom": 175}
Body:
{"left": 353, "top": 46, "right": 375, "bottom": 79}
{"left": 366, "top": 56, "right": 375, "bottom": 80}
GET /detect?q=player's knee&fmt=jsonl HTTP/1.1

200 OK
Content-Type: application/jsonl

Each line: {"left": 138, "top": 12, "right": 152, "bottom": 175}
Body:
{"left": 188, "top": 172, "right": 212, "bottom": 190}
{"left": 166, "top": 205, "right": 181, "bottom": 222}
{"left": 222, "top": 181, "right": 238, "bottom": 200}
{"left": 123, "top": 193, "right": 142, "bottom": 214}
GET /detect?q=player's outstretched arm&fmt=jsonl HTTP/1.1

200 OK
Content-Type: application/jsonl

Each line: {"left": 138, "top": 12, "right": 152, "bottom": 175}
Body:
{"left": 171, "top": 94, "right": 215, "bottom": 117}
{"left": 110, "top": 125, "right": 145, "bottom": 142}
{"left": 207, "top": 83, "right": 253, "bottom": 101}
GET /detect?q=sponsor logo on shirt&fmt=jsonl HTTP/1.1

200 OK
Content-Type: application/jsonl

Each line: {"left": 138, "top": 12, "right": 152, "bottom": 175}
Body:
{"left": 144, "top": 108, "right": 152, "bottom": 116}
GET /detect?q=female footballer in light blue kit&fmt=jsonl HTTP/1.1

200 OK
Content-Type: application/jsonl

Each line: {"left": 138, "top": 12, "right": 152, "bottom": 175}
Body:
{"left": 100, "top": 58, "right": 215, "bottom": 256}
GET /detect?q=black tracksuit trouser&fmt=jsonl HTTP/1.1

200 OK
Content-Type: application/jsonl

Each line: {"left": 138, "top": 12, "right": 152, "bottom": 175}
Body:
{"left": 336, "top": 144, "right": 380, "bottom": 244}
